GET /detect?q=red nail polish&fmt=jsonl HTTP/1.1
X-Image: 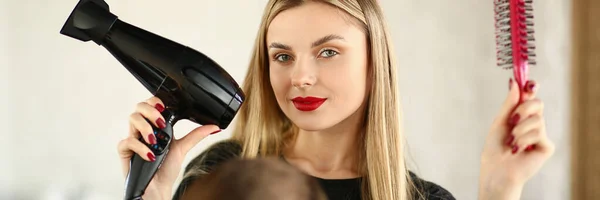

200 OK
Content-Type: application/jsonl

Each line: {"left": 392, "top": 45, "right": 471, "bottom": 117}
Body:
{"left": 148, "top": 134, "right": 157, "bottom": 145}
{"left": 510, "top": 114, "right": 520, "bottom": 125}
{"left": 156, "top": 118, "right": 166, "bottom": 129}
{"left": 525, "top": 145, "right": 535, "bottom": 151}
{"left": 155, "top": 103, "right": 165, "bottom": 113}
{"left": 509, "top": 78, "right": 513, "bottom": 90}
{"left": 147, "top": 152, "right": 156, "bottom": 162}
{"left": 512, "top": 145, "right": 519, "bottom": 154}
{"left": 210, "top": 130, "right": 222, "bottom": 135}
{"left": 505, "top": 135, "right": 514, "bottom": 146}
{"left": 524, "top": 81, "right": 536, "bottom": 93}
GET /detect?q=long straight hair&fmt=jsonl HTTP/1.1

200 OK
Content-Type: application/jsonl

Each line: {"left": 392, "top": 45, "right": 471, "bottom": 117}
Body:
{"left": 230, "top": 0, "right": 417, "bottom": 199}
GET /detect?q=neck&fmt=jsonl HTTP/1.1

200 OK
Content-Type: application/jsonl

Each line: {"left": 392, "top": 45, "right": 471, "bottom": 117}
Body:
{"left": 284, "top": 108, "right": 365, "bottom": 179}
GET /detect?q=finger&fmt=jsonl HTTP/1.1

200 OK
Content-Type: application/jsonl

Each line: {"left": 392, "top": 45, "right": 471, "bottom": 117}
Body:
{"left": 129, "top": 112, "right": 157, "bottom": 145}
{"left": 128, "top": 122, "right": 139, "bottom": 138}
{"left": 146, "top": 96, "right": 166, "bottom": 113}
{"left": 176, "top": 125, "right": 221, "bottom": 154}
{"left": 493, "top": 78, "right": 521, "bottom": 126}
{"left": 512, "top": 128, "right": 553, "bottom": 155}
{"left": 511, "top": 114, "right": 544, "bottom": 140}
{"left": 510, "top": 98, "right": 544, "bottom": 125}
{"left": 511, "top": 129, "right": 542, "bottom": 154}
{"left": 519, "top": 80, "right": 539, "bottom": 101}
{"left": 135, "top": 101, "right": 167, "bottom": 130}
{"left": 118, "top": 137, "right": 156, "bottom": 177}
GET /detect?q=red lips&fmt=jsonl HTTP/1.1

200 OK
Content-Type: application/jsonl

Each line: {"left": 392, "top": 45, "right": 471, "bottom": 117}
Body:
{"left": 291, "top": 96, "right": 327, "bottom": 111}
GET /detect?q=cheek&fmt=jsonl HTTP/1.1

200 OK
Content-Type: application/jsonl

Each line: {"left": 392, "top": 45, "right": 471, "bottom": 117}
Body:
{"left": 322, "top": 58, "right": 368, "bottom": 99}
{"left": 269, "top": 67, "right": 290, "bottom": 101}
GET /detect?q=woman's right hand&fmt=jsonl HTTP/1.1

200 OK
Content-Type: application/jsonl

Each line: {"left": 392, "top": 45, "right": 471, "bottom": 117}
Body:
{"left": 117, "top": 96, "right": 221, "bottom": 200}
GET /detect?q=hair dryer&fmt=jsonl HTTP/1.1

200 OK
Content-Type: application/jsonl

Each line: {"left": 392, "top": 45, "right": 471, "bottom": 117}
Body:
{"left": 58, "top": 0, "right": 245, "bottom": 199}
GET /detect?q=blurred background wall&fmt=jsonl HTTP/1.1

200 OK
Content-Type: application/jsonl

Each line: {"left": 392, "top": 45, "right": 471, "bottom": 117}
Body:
{"left": 571, "top": 0, "right": 600, "bottom": 199}
{"left": 2, "top": 0, "right": 575, "bottom": 199}
{"left": 1, "top": 0, "right": 10, "bottom": 197}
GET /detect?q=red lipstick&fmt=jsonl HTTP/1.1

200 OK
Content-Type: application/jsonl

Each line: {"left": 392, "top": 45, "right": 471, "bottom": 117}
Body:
{"left": 291, "top": 96, "right": 327, "bottom": 111}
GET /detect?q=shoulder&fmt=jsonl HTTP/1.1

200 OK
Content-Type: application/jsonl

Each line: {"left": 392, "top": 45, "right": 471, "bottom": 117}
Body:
{"left": 409, "top": 171, "right": 456, "bottom": 200}
{"left": 173, "top": 139, "right": 242, "bottom": 200}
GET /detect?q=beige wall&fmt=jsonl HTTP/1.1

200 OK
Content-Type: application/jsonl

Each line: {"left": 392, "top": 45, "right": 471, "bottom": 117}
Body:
{"left": 1, "top": 0, "right": 11, "bottom": 195}
{"left": 2, "top": 0, "right": 571, "bottom": 199}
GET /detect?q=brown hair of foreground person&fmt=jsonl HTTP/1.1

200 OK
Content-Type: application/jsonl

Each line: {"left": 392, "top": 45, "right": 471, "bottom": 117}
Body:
{"left": 179, "top": 158, "right": 329, "bottom": 200}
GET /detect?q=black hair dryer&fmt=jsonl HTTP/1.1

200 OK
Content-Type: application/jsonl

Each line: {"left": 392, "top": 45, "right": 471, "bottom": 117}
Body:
{"left": 59, "top": 0, "right": 245, "bottom": 199}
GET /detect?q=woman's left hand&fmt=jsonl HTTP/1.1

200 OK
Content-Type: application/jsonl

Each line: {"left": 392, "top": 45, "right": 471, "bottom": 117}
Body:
{"left": 478, "top": 79, "right": 555, "bottom": 200}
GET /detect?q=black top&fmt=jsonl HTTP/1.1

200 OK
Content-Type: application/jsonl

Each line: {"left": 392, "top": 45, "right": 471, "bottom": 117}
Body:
{"left": 173, "top": 140, "right": 455, "bottom": 200}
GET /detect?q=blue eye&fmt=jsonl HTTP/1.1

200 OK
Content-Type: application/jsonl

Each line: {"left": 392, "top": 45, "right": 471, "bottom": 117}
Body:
{"left": 319, "top": 49, "right": 338, "bottom": 58}
{"left": 275, "top": 54, "right": 292, "bottom": 62}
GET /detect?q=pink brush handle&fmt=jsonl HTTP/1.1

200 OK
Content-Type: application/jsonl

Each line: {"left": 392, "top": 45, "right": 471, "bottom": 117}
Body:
{"left": 514, "top": 61, "right": 528, "bottom": 104}
{"left": 509, "top": 0, "right": 529, "bottom": 103}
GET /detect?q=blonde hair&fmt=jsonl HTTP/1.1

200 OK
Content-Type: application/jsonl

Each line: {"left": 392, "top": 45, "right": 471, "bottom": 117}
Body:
{"left": 229, "top": 0, "right": 418, "bottom": 200}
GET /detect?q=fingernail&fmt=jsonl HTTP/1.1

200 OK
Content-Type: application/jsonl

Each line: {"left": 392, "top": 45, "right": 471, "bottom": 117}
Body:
{"left": 505, "top": 135, "right": 514, "bottom": 146}
{"left": 512, "top": 145, "right": 519, "bottom": 154}
{"left": 148, "top": 134, "right": 157, "bottom": 145}
{"left": 524, "top": 81, "right": 536, "bottom": 93}
{"left": 155, "top": 103, "right": 165, "bottom": 113}
{"left": 147, "top": 152, "right": 156, "bottom": 162}
{"left": 509, "top": 78, "right": 513, "bottom": 90}
{"left": 509, "top": 113, "right": 520, "bottom": 125}
{"left": 210, "top": 130, "right": 222, "bottom": 135}
{"left": 156, "top": 118, "right": 166, "bottom": 129}
{"left": 525, "top": 145, "right": 535, "bottom": 151}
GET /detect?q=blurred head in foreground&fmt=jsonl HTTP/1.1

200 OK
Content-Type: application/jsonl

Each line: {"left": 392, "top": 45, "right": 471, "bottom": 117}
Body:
{"left": 179, "top": 158, "right": 328, "bottom": 200}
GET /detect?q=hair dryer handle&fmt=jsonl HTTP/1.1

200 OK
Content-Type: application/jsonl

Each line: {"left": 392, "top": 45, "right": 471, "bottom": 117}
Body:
{"left": 124, "top": 111, "right": 175, "bottom": 200}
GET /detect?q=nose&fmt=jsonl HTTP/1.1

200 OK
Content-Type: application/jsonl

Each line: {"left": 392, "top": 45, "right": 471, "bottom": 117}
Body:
{"left": 291, "top": 59, "right": 317, "bottom": 89}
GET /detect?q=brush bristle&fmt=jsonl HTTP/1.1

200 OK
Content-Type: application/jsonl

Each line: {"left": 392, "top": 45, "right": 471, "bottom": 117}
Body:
{"left": 494, "top": 0, "right": 536, "bottom": 69}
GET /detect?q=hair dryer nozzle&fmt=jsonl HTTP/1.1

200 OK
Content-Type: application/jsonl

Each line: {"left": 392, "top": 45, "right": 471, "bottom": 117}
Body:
{"left": 60, "top": 0, "right": 117, "bottom": 45}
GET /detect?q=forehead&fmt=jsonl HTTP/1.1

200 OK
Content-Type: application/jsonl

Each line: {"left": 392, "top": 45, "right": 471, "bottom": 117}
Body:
{"left": 266, "top": 2, "right": 361, "bottom": 44}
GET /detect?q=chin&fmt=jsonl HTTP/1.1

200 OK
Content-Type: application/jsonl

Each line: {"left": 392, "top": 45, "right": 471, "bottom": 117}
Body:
{"left": 287, "top": 114, "right": 340, "bottom": 131}
{"left": 291, "top": 120, "right": 332, "bottom": 131}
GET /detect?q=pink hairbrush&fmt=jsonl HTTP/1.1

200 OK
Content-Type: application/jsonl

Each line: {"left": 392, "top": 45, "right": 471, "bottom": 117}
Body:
{"left": 494, "top": 0, "right": 536, "bottom": 151}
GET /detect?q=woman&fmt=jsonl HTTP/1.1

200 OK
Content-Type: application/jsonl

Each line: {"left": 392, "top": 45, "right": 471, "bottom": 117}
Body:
{"left": 117, "top": 0, "right": 555, "bottom": 199}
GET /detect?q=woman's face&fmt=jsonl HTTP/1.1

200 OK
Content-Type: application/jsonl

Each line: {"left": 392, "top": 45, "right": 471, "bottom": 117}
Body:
{"left": 267, "top": 1, "right": 369, "bottom": 131}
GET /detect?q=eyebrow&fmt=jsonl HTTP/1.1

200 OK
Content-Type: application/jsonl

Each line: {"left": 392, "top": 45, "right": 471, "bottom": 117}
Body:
{"left": 268, "top": 34, "right": 345, "bottom": 51}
